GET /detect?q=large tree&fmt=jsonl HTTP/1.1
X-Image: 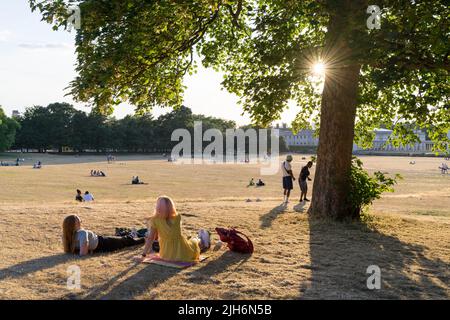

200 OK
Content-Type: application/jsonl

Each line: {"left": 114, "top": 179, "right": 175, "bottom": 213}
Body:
{"left": 14, "top": 106, "right": 52, "bottom": 152}
{"left": 30, "top": 0, "right": 449, "bottom": 219}
{"left": 47, "top": 102, "right": 79, "bottom": 152}
{"left": 0, "top": 107, "right": 20, "bottom": 152}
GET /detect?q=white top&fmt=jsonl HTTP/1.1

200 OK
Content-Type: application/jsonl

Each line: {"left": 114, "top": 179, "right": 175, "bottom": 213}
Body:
{"left": 83, "top": 193, "right": 94, "bottom": 202}
{"left": 75, "top": 229, "right": 98, "bottom": 251}
{"left": 281, "top": 161, "right": 292, "bottom": 177}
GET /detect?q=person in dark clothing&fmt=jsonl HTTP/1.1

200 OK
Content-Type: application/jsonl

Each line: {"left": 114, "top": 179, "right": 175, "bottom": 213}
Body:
{"left": 299, "top": 161, "right": 313, "bottom": 202}
{"left": 75, "top": 189, "right": 83, "bottom": 202}
{"left": 256, "top": 179, "right": 265, "bottom": 186}
{"left": 132, "top": 176, "right": 145, "bottom": 184}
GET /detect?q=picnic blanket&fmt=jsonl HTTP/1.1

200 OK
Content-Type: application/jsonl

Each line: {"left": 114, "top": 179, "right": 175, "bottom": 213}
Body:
{"left": 134, "top": 254, "right": 209, "bottom": 269}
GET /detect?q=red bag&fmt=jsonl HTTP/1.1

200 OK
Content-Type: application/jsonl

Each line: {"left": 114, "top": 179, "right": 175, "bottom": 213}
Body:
{"left": 215, "top": 227, "right": 254, "bottom": 254}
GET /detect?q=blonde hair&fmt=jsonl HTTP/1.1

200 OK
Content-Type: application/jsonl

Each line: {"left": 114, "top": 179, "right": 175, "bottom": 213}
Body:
{"left": 62, "top": 215, "right": 79, "bottom": 254}
{"left": 153, "top": 196, "right": 177, "bottom": 220}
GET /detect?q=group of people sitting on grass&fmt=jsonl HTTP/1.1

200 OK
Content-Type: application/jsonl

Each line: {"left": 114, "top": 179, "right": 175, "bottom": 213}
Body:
{"left": 91, "top": 170, "right": 106, "bottom": 177}
{"left": 33, "top": 161, "right": 42, "bottom": 169}
{"left": 248, "top": 178, "right": 265, "bottom": 187}
{"left": 0, "top": 158, "right": 23, "bottom": 166}
{"left": 75, "top": 189, "right": 95, "bottom": 202}
{"left": 132, "top": 176, "right": 146, "bottom": 184}
{"left": 1, "top": 161, "right": 18, "bottom": 167}
{"left": 62, "top": 196, "right": 211, "bottom": 264}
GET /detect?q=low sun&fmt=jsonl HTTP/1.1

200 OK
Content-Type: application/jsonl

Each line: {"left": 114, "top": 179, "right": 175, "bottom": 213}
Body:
{"left": 312, "top": 61, "right": 326, "bottom": 76}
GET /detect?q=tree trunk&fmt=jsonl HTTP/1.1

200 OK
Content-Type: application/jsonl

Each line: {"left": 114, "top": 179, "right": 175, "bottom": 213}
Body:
{"left": 309, "top": 12, "right": 361, "bottom": 220}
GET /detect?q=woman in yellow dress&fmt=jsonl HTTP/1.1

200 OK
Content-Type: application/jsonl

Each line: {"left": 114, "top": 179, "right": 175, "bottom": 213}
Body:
{"left": 141, "top": 196, "right": 210, "bottom": 262}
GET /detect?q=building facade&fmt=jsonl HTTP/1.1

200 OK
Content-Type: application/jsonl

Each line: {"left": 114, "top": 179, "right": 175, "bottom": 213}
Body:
{"left": 352, "top": 129, "right": 437, "bottom": 153}
{"left": 275, "top": 124, "right": 447, "bottom": 154}
{"left": 275, "top": 124, "right": 318, "bottom": 147}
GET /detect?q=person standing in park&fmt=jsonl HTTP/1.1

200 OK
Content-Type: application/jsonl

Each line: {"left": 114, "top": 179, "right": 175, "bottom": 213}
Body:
{"left": 282, "top": 155, "right": 295, "bottom": 203}
{"left": 299, "top": 161, "right": 313, "bottom": 203}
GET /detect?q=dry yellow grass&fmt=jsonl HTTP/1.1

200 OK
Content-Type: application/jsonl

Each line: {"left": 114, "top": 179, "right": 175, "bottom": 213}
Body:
{"left": 0, "top": 154, "right": 449, "bottom": 299}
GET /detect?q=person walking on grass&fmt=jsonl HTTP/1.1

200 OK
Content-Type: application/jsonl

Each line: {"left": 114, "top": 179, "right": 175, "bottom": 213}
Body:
{"left": 282, "top": 155, "right": 295, "bottom": 203}
{"left": 299, "top": 161, "right": 313, "bottom": 203}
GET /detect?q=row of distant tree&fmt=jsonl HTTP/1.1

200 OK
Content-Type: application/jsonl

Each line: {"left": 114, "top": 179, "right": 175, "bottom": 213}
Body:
{"left": 0, "top": 107, "right": 20, "bottom": 152}
{"left": 0, "top": 103, "right": 287, "bottom": 154}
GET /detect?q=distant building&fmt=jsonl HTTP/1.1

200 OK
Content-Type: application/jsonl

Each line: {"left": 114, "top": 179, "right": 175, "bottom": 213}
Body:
{"left": 61, "top": 146, "right": 74, "bottom": 153}
{"left": 11, "top": 110, "right": 20, "bottom": 118}
{"left": 353, "top": 129, "right": 436, "bottom": 153}
{"left": 274, "top": 124, "right": 319, "bottom": 148}
{"left": 275, "top": 125, "right": 446, "bottom": 154}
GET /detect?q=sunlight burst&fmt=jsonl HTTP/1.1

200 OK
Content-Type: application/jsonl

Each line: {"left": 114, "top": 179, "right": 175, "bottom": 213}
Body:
{"left": 312, "top": 61, "right": 326, "bottom": 76}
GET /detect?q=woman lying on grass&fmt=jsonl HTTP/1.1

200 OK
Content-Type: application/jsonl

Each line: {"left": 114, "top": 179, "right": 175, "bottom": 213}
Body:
{"left": 63, "top": 215, "right": 145, "bottom": 256}
{"left": 141, "top": 196, "right": 211, "bottom": 262}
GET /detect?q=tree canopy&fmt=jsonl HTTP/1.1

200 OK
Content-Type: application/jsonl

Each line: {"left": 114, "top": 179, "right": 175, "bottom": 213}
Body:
{"left": 29, "top": 0, "right": 449, "bottom": 148}
{"left": 13, "top": 103, "right": 285, "bottom": 154}
{"left": 29, "top": 0, "right": 449, "bottom": 219}
{"left": 0, "top": 107, "right": 20, "bottom": 152}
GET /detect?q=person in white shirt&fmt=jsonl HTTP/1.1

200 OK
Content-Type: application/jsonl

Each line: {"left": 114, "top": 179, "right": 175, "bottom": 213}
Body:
{"left": 83, "top": 191, "right": 94, "bottom": 202}
{"left": 281, "top": 155, "right": 295, "bottom": 203}
{"left": 62, "top": 215, "right": 144, "bottom": 256}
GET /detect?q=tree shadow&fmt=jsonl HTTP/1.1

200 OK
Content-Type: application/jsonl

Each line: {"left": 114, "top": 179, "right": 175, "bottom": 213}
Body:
{"left": 79, "top": 262, "right": 181, "bottom": 300}
{"left": 259, "top": 203, "right": 287, "bottom": 229}
{"left": 300, "top": 217, "right": 450, "bottom": 299}
{"left": 0, "top": 253, "right": 91, "bottom": 281}
{"left": 185, "top": 251, "right": 252, "bottom": 283}
{"left": 80, "top": 250, "right": 251, "bottom": 300}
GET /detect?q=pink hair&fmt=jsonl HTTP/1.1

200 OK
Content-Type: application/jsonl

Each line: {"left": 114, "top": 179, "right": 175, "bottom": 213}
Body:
{"left": 153, "top": 196, "right": 177, "bottom": 219}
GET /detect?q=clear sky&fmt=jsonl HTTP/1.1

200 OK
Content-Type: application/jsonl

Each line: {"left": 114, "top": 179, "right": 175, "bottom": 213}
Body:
{"left": 0, "top": 0, "right": 299, "bottom": 126}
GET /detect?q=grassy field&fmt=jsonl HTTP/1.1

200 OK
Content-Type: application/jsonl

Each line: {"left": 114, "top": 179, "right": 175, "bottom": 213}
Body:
{"left": 0, "top": 153, "right": 449, "bottom": 299}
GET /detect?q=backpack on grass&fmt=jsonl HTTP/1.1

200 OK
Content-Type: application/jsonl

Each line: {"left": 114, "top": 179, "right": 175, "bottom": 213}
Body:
{"left": 215, "top": 227, "right": 254, "bottom": 254}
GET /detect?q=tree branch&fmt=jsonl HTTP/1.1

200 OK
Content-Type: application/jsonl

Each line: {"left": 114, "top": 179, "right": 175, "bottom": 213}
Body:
{"left": 226, "top": 0, "right": 243, "bottom": 29}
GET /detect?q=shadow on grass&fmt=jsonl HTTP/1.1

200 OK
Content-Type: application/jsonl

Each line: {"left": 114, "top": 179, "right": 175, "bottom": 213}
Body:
{"left": 79, "top": 262, "right": 177, "bottom": 300}
{"left": 0, "top": 253, "right": 93, "bottom": 281}
{"left": 259, "top": 203, "right": 287, "bottom": 229}
{"left": 293, "top": 201, "right": 307, "bottom": 213}
{"left": 185, "top": 251, "right": 251, "bottom": 283}
{"left": 78, "top": 250, "right": 251, "bottom": 300}
{"left": 301, "top": 217, "right": 450, "bottom": 299}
